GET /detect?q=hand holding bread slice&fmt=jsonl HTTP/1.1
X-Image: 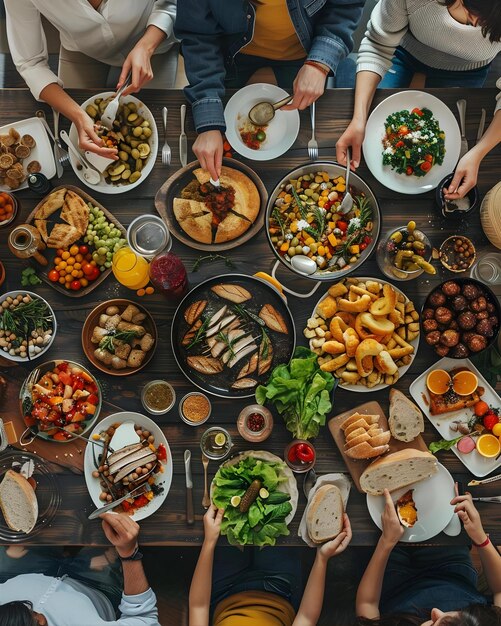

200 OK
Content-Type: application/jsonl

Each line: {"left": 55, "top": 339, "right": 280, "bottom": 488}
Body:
{"left": 305, "top": 484, "right": 344, "bottom": 544}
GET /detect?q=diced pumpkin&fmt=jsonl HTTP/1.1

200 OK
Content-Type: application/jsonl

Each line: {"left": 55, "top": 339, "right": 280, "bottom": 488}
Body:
{"left": 284, "top": 193, "right": 292, "bottom": 203}
{"left": 305, "top": 237, "right": 315, "bottom": 246}
{"left": 328, "top": 233, "right": 337, "bottom": 247}
{"left": 280, "top": 241, "right": 290, "bottom": 252}
{"left": 317, "top": 245, "right": 326, "bottom": 257}
{"left": 290, "top": 221, "right": 298, "bottom": 233}
{"left": 328, "top": 221, "right": 336, "bottom": 229}
{"left": 335, "top": 183, "right": 346, "bottom": 192}
{"left": 349, "top": 244, "right": 360, "bottom": 254}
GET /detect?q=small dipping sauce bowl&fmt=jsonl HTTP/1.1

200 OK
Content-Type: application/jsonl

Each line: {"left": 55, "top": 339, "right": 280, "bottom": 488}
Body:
{"left": 284, "top": 439, "right": 316, "bottom": 474}
{"left": 180, "top": 391, "right": 212, "bottom": 426}
{"left": 0, "top": 192, "right": 19, "bottom": 228}
{"left": 237, "top": 404, "right": 273, "bottom": 443}
{"left": 439, "top": 235, "right": 476, "bottom": 273}
{"left": 200, "top": 426, "right": 232, "bottom": 460}
{"left": 436, "top": 174, "right": 479, "bottom": 218}
{"left": 141, "top": 380, "right": 176, "bottom": 415}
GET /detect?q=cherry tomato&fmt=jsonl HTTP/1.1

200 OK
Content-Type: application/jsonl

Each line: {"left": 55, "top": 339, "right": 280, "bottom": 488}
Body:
{"left": 157, "top": 443, "right": 167, "bottom": 462}
{"left": 424, "top": 154, "right": 433, "bottom": 162}
{"left": 484, "top": 413, "right": 499, "bottom": 431}
{"left": 337, "top": 220, "right": 348, "bottom": 233}
{"left": 420, "top": 161, "right": 432, "bottom": 172}
{"left": 360, "top": 242, "right": 368, "bottom": 251}
{"left": 395, "top": 140, "right": 405, "bottom": 148}
{"left": 70, "top": 280, "right": 81, "bottom": 291}
{"left": 82, "top": 263, "right": 95, "bottom": 276}
{"left": 79, "top": 245, "right": 89, "bottom": 255}
{"left": 406, "top": 166, "right": 414, "bottom": 176}
{"left": 48, "top": 269, "right": 60, "bottom": 282}
{"left": 88, "top": 267, "right": 100, "bottom": 281}
{"left": 412, "top": 108, "right": 424, "bottom": 116}
{"left": 398, "top": 125, "right": 409, "bottom": 136}
{"left": 134, "top": 495, "right": 150, "bottom": 508}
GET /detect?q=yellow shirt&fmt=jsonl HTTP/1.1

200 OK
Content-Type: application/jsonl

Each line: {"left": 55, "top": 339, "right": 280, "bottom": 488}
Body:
{"left": 213, "top": 591, "right": 296, "bottom": 626}
{"left": 242, "top": 0, "right": 305, "bottom": 61}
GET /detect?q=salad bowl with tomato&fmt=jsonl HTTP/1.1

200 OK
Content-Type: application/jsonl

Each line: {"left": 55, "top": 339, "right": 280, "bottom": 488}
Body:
{"left": 20, "top": 360, "right": 102, "bottom": 444}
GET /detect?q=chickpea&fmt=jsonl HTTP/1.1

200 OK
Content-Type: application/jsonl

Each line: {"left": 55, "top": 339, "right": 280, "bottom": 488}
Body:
{"left": 92, "top": 470, "right": 100, "bottom": 478}
{"left": 99, "top": 492, "right": 108, "bottom": 501}
{"left": 106, "top": 494, "right": 113, "bottom": 502}
{"left": 148, "top": 435, "right": 154, "bottom": 443}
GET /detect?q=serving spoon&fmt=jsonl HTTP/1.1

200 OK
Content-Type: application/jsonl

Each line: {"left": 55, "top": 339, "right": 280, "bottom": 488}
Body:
{"left": 248, "top": 95, "right": 292, "bottom": 126}
{"left": 60, "top": 130, "right": 101, "bottom": 185}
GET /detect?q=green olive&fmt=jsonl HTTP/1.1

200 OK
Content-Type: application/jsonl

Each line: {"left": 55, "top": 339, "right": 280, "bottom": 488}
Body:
{"left": 132, "top": 126, "right": 143, "bottom": 137}
{"left": 129, "top": 171, "right": 142, "bottom": 184}
{"left": 118, "top": 151, "right": 129, "bottom": 162}
{"left": 131, "top": 148, "right": 140, "bottom": 160}
{"left": 256, "top": 130, "right": 266, "bottom": 142}
{"left": 127, "top": 113, "right": 139, "bottom": 123}
{"left": 290, "top": 237, "right": 299, "bottom": 247}
{"left": 85, "top": 104, "right": 98, "bottom": 118}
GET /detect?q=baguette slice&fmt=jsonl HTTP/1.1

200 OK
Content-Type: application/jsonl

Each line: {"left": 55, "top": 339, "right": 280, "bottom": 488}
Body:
{"left": 0, "top": 469, "right": 38, "bottom": 533}
{"left": 345, "top": 426, "right": 367, "bottom": 442}
{"left": 360, "top": 449, "right": 438, "bottom": 496}
{"left": 368, "top": 431, "right": 391, "bottom": 447}
{"left": 345, "top": 419, "right": 373, "bottom": 437}
{"left": 306, "top": 484, "right": 344, "bottom": 543}
{"left": 341, "top": 412, "right": 379, "bottom": 431}
{"left": 345, "top": 442, "right": 389, "bottom": 460}
{"left": 388, "top": 389, "right": 424, "bottom": 443}
{"left": 344, "top": 432, "right": 371, "bottom": 449}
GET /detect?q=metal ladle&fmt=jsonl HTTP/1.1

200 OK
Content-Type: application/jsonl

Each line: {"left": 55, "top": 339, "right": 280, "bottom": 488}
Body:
{"left": 248, "top": 95, "right": 293, "bottom": 126}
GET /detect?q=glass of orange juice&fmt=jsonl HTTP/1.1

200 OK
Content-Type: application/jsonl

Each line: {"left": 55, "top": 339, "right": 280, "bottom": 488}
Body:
{"left": 112, "top": 246, "right": 150, "bottom": 290}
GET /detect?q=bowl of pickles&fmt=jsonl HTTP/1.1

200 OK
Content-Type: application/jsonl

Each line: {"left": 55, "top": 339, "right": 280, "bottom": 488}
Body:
{"left": 377, "top": 221, "right": 435, "bottom": 281}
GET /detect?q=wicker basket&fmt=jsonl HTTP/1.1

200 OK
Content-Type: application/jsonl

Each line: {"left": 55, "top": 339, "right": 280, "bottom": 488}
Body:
{"left": 480, "top": 181, "right": 501, "bottom": 249}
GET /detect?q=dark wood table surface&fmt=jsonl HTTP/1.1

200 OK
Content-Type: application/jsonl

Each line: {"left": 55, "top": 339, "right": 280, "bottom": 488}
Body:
{"left": 1, "top": 87, "right": 500, "bottom": 547}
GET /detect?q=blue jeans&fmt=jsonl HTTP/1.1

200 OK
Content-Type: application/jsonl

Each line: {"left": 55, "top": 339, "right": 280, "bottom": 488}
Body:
{"left": 210, "top": 547, "right": 303, "bottom": 614}
{"left": 0, "top": 546, "right": 124, "bottom": 611}
{"left": 225, "top": 53, "right": 305, "bottom": 89}
{"left": 380, "top": 46, "right": 491, "bottom": 88}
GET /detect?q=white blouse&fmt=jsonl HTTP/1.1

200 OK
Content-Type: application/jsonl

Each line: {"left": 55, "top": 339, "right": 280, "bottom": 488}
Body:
{"left": 5, "top": 0, "right": 176, "bottom": 99}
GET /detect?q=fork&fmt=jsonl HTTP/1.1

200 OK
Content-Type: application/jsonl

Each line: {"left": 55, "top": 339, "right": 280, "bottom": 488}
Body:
{"left": 100, "top": 71, "right": 132, "bottom": 130}
{"left": 36, "top": 110, "right": 64, "bottom": 178}
{"left": 161, "top": 107, "right": 171, "bottom": 165}
{"left": 308, "top": 101, "right": 318, "bottom": 161}
{"left": 53, "top": 109, "right": 69, "bottom": 166}
{"left": 338, "top": 147, "right": 354, "bottom": 214}
{"left": 201, "top": 453, "right": 211, "bottom": 509}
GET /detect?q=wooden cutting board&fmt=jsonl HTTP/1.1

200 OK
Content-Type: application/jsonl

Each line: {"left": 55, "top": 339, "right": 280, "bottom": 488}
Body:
{"left": 328, "top": 400, "right": 428, "bottom": 492}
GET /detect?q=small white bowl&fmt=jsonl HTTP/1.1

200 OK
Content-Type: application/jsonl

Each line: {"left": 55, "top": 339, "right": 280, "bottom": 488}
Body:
{"left": 0, "top": 290, "right": 57, "bottom": 362}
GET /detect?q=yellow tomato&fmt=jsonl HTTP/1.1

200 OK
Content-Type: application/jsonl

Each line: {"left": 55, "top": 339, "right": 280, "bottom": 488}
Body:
{"left": 80, "top": 277, "right": 89, "bottom": 287}
{"left": 75, "top": 253, "right": 83, "bottom": 262}
{"left": 74, "top": 262, "right": 81, "bottom": 270}
{"left": 58, "top": 261, "right": 67, "bottom": 270}
{"left": 54, "top": 257, "right": 62, "bottom": 265}
{"left": 61, "top": 251, "right": 70, "bottom": 260}
{"left": 66, "top": 257, "right": 75, "bottom": 266}
{"left": 59, "top": 269, "right": 66, "bottom": 277}
{"left": 58, "top": 277, "right": 65, "bottom": 285}
{"left": 69, "top": 245, "right": 79, "bottom": 256}
{"left": 71, "top": 269, "right": 79, "bottom": 278}
{"left": 65, "top": 274, "right": 72, "bottom": 283}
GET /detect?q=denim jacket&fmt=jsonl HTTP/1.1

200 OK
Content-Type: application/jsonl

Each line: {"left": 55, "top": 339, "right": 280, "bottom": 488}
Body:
{"left": 175, "top": 0, "right": 364, "bottom": 132}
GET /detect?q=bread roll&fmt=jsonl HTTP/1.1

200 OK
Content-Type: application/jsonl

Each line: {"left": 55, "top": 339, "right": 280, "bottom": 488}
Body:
{"left": 360, "top": 449, "right": 438, "bottom": 495}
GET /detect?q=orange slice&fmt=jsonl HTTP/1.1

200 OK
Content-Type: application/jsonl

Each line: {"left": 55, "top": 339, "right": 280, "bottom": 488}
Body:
{"left": 452, "top": 370, "right": 478, "bottom": 396}
{"left": 426, "top": 369, "right": 451, "bottom": 395}
{"left": 476, "top": 434, "right": 501, "bottom": 458}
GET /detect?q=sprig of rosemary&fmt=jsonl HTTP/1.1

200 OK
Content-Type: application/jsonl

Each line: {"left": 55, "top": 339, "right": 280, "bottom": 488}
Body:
{"left": 99, "top": 330, "right": 138, "bottom": 354}
{"left": 187, "top": 316, "right": 210, "bottom": 349}
{"left": 291, "top": 187, "right": 308, "bottom": 221}
{"left": 231, "top": 304, "right": 265, "bottom": 327}
{"left": 192, "top": 254, "right": 235, "bottom": 272}
{"left": 272, "top": 208, "right": 286, "bottom": 240}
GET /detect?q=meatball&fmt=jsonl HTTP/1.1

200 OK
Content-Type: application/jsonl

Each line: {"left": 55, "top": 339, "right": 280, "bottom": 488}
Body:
{"left": 440, "top": 329, "right": 460, "bottom": 347}
{"left": 422, "top": 308, "right": 435, "bottom": 320}
{"left": 462, "top": 283, "right": 480, "bottom": 300}
{"left": 425, "top": 330, "right": 441, "bottom": 346}
{"left": 442, "top": 281, "right": 461, "bottom": 297}
{"left": 435, "top": 306, "right": 453, "bottom": 325}
{"left": 467, "top": 334, "right": 487, "bottom": 353}
{"left": 487, "top": 302, "right": 496, "bottom": 314}
{"left": 476, "top": 319, "right": 495, "bottom": 338}
{"left": 470, "top": 296, "right": 487, "bottom": 312}
{"left": 449, "top": 320, "right": 459, "bottom": 330}
{"left": 429, "top": 291, "right": 447, "bottom": 307}
{"left": 423, "top": 319, "right": 438, "bottom": 333}
{"left": 435, "top": 344, "right": 450, "bottom": 357}
{"left": 476, "top": 310, "right": 489, "bottom": 321}
{"left": 451, "top": 295, "right": 468, "bottom": 311}
{"left": 451, "top": 343, "right": 470, "bottom": 359}
{"left": 462, "top": 331, "right": 475, "bottom": 344}
{"left": 457, "top": 311, "right": 477, "bottom": 330}
{"left": 489, "top": 316, "right": 499, "bottom": 328}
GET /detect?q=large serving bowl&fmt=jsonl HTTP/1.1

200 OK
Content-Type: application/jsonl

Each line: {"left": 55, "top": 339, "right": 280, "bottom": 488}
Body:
{"left": 265, "top": 162, "right": 381, "bottom": 282}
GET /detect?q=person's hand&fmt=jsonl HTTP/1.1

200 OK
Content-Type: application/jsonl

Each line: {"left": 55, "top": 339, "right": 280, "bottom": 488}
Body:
{"left": 282, "top": 63, "right": 327, "bottom": 111}
{"left": 203, "top": 504, "right": 224, "bottom": 547}
{"left": 193, "top": 130, "right": 223, "bottom": 181}
{"left": 444, "top": 149, "right": 482, "bottom": 200}
{"left": 318, "top": 513, "right": 352, "bottom": 560}
{"left": 336, "top": 119, "right": 366, "bottom": 171}
{"left": 381, "top": 489, "right": 404, "bottom": 547}
{"left": 118, "top": 40, "right": 154, "bottom": 97}
{"left": 100, "top": 512, "right": 140, "bottom": 558}
{"left": 75, "top": 113, "right": 118, "bottom": 159}
{"left": 451, "top": 490, "right": 487, "bottom": 545}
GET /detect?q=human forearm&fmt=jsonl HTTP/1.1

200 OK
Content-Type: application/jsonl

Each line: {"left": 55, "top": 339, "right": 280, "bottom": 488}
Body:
{"left": 39, "top": 83, "right": 88, "bottom": 127}
{"left": 477, "top": 542, "right": 501, "bottom": 596}
{"left": 294, "top": 552, "right": 329, "bottom": 626}
{"left": 121, "top": 559, "right": 151, "bottom": 596}
{"left": 468, "top": 110, "right": 501, "bottom": 161}
{"left": 137, "top": 25, "right": 166, "bottom": 55}
{"left": 189, "top": 540, "right": 216, "bottom": 626}
{"left": 352, "top": 71, "right": 381, "bottom": 123}
{"left": 356, "top": 537, "right": 393, "bottom": 618}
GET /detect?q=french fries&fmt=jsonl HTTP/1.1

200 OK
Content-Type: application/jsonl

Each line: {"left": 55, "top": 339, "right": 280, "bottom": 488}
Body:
{"left": 305, "top": 278, "right": 419, "bottom": 387}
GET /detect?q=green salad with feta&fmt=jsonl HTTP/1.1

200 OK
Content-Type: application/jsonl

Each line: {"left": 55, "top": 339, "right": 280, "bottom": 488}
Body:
{"left": 382, "top": 107, "right": 446, "bottom": 177}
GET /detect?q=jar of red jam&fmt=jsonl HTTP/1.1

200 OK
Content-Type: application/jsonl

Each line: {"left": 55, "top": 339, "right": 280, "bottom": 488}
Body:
{"left": 284, "top": 440, "right": 316, "bottom": 473}
{"left": 237, "top": 404, "right": 273, "bottom": 443}
{"left": 149, "top": 249, "right": 188, "bottom": 300}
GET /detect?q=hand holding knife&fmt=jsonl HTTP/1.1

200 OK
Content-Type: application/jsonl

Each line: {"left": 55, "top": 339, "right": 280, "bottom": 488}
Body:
{"left": 184, "top": 449, "right": 194, "bottom": 525}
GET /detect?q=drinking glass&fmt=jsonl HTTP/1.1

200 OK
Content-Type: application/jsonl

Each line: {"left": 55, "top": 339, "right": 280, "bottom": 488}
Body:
{"left": 112, "top": 246, "right": 150, "bottom": 290}
{"left": 470, "top": 252, "right": 501, "bottom": 285}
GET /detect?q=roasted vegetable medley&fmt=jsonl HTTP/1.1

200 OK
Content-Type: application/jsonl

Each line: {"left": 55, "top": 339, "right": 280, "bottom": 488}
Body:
{"left": 268, "top": 171, "right": 373, "bottom": 272}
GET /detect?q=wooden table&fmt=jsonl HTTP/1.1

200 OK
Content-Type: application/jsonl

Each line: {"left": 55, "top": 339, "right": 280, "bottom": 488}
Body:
{"left": 1, "top": 88, "right": 500, "bottom": 547}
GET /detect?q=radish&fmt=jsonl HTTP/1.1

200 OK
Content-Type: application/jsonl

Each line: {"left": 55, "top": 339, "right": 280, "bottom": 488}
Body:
{"left": 457, "top": 436, "right": 476, "bottom": 454}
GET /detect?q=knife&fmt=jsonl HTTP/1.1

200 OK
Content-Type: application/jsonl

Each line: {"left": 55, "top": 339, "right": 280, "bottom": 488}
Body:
{"left": 184, "top": 449, "right": 194, "bottom": 525}
{"left": 472, "top": 496, "right": 501, "bottom": 503}
{"left": 476, "top": 108, "right": 486, "bottom": 144}
{"left": 87, "top": 483, "right": 149, "bottom": 520}
{"left": 456, "top": 99, "right": 468, "bottom": 158}
{"left": 179, "top": 104, "right": 187, "bottom": 167}
{"left": 469, "top": 473, "right": 501, "bottom": 486}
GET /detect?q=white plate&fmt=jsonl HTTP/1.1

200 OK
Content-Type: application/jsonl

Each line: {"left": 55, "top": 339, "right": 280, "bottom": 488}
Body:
{"left": 409, "top": 357, "right": 501, "bottom": 477}
{"left": 366, "top": 462, "right": 455, "bottom": 542}
{"left": 309, "top": 276, "right": 420, "bottom": 392}
{"left": 224, "top": 83, "right": 300, "bottom": 161}
{"left": 363, "top": 91, "right": 461, "bottom": 195}
{"left": 0, "top": 117, "right": 56, "bottom": 192}
{"left": 69, "top": 93, "right": 158, "bottom": 194}
{"left": 84, "top": 412, "right": 172, "bottom": 521}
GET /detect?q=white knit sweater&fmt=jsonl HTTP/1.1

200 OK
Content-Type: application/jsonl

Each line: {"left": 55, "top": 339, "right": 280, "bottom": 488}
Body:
{"left": 357, "top": 0, "right": 501, "bottom": 110}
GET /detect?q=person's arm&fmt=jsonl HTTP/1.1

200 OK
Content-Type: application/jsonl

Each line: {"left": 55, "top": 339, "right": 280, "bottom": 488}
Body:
{"left": 100, "top": 513, "right": 160, "bottom": 626}
{"left": 451, "top": 492, "right": 501, "bottom": 606}
{"left": 293, "top": 514, "right": 352, "bottom": 626}
{"left": 445, "top": 109, "right": 501, "bottom": 200}
{"left": 356, "top": 490, "right": 404, "bottom": 619}
{"left": 189, "top": 505, "right": 224, "bottom": 626}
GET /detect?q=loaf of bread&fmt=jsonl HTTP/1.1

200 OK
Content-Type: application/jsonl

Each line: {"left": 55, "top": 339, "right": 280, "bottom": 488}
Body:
{"left": 306, "top": 484, "right": 344, "bottom": 543}
{"left": 360, "top": 449, "right": 438, "bottom": 495}
{"left": 388, "top": 389, "right": 424, "bottom": 442}
{"left": 0, "top": 469, "right": 38, "bottom": 533}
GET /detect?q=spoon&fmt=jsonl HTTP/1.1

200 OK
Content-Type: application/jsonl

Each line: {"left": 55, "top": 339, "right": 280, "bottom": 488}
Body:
{"left": 291, "top": 255, "right": 317, "bottom": 276}
{"left": 248, "top": 95, "right": 292, "bottom": 126}
{"left": 303, "top": 467, "right": 317, "bottom": 498}
{"left": 59, "top": 130, "right": 101, "bottom": 185}
{"left": 338, "top": 147, "right": 353, "bottom": 214}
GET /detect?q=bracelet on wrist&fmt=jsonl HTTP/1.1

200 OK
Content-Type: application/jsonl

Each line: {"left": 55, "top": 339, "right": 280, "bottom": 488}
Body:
{"left": 304, "top": 60, "right": 330, "bottom": 77}
{"left": 118, "top": 544, "right": 142, "bottom": 561}
{"left": 473, "top": 535, "right": 490, "bottom": 548}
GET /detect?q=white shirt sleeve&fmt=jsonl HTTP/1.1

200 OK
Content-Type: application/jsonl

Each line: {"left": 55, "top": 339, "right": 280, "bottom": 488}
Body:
{"left": 356, "top": 0, "right": 410, "bottom": 77}
{"left": 147, "top": 0, "right": 177, "bottom": 40}
{"left": 117, "top": 588, "right": 161, "bottom": 626}
{"left": 496, "top": 77, "right": 501, "bottom": 114}
{"left": 5, "top": 0, "right": 62, "bottom": 100}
